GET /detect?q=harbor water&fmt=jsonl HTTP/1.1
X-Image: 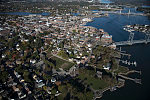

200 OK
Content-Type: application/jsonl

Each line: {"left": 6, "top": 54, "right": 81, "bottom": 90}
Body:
{"left": 86, "top": 7, "right": 150, "bottom": 100}
{"left": 99, "top": 0, "right": 113, "bottom": 4}
{"left": 0, "top": 12, "right": 50, "bottom": 16}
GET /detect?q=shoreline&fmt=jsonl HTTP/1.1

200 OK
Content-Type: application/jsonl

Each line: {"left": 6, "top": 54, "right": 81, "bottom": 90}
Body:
{"left": 94, "top": 81, "right": 125, "bottom": 100}
{"left": 82, "top": 9, "right": 144, "bottom": 99}
{"left": 83, "top": 12, "right": 136, "bottom": 100}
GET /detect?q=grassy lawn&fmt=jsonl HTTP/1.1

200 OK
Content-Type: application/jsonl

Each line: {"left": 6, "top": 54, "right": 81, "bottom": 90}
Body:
{"left": 58, "top": 50, "right": 69, "bottom": 59}
{"left": 86, "top": 76, "right": 108, "bottom": 90}
{"left": 78, "top": 69, "right": 109, "bottom": 90}
{"left": 114, "top": 66, "right": 129, "bottom": 74}
{"left": 51, "top": 56, "right": 74, "bottom": 71}
{"left": 57, "top": 85, "right": 69, "bottom": 99}
{"left": 57, "top": 83, "right": 94, "bottom": 100}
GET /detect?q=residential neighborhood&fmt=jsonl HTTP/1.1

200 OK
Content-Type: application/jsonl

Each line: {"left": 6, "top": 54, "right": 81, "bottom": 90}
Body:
{"left": 0, "top": 0, "right": 145, "bottom": 100}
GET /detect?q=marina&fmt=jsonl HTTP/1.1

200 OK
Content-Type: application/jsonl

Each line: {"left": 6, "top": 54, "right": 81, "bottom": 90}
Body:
{"left": 118, "top": 74, "right": 141, "bottom": 84}
{"left": 86, "top": 6, "right": 150, "bottom": 100}
{"left": 119, "top": 59, "right": 137, "bottom": 66}
{"left": 0, "top": 0, "right": 149, "bottom": 99}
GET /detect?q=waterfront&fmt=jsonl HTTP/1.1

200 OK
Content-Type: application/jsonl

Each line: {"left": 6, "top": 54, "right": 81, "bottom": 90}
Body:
{"left": 1, "top": 0, "right": 150, "bottom": 99}
{"left": 86, "top": 8, "right": 149, "bottom": 42}
{"left": 101, "top": 44, "right": 150, "bottom": 100}
{"left": 99, "top": 0, "right": 113, "bottom": 4}
{"left": 86, "top": 8, "right": 150, "bottom": 100}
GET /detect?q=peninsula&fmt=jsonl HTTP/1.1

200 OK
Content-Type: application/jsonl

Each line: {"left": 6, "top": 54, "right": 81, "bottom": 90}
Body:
{"left": 0, "top": 0, "right": 146, "bottom": 100}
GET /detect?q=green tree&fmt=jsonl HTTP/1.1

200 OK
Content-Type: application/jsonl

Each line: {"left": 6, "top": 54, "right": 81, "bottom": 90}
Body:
{"left": 43, "top": 73, "right": 52, "bottom": 80}
{"left": 15, "top": 65, "right": 24, "bottom": 73}
{"left": 23, "top": 70, "right": 31, "bottom": 82}
{"left": 58, "top": 50, "right": 69, "bottom": 59}
{"left": 0, "top": 71, "right": 8, "bottom": 82}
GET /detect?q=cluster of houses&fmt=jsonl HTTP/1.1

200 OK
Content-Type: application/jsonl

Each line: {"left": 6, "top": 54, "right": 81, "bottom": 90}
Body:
{"left": 0, "top": 10, "right": 116, "bottom": 69}
{"left": 124, "top": 24, "right": 150, "bottom": 33}
{"left": 0, "top": 61, "right": 63, "bottom": 99}
{"left": 0, "top": 9, "right": 117, "bottom": 99}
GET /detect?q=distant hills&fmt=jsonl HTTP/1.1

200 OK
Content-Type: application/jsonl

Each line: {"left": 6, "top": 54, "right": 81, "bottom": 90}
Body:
{"left": 110, "top": 0, "right": 150, "bottom": 5}
{"left": 0, "top": 0, "right": 150, "bottom": 6}
{"left": 0, "top": 0, "right": 88, "bottom": 2}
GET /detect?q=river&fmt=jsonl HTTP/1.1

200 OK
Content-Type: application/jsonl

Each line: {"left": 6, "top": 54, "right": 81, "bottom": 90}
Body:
{"left": 0, "top": 12, "right": 50, "bottom": 16}
{"left": 86, "top": 7, "right": 150, "bottom": 100}
{"left": 99, "top": 0, "right": 113, "bottom": 4}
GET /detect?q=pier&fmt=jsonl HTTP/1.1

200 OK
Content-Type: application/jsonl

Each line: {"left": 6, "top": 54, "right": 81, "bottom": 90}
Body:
{"left": 119, "top": 59, "right": 137, "bottom": 66}
{"left": 120, "top": 52, "right": 131, "bottom": 57}
{"left": 122, "top": 70, "right": 141, "bottom": 75}
{"left": 118, "top": 74, "right": 141, "bottom": 84}
{"left": 120, "top": 52, "right": 131, "bottom": 59}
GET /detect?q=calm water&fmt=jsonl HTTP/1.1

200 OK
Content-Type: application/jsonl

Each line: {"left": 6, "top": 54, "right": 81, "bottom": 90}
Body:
{"left": 99, "top": 0, "right": 113, "bottom": 4}
{"left": 86, "top": 8, "right": 150, "bottom": 100}
{"left": 86, "top": 8, "right": 149, "bottom": 42}
{"left": 0, "top": 12, "right": 50, "bottom": 16}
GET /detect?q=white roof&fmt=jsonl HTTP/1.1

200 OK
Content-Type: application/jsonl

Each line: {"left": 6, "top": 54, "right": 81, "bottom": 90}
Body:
{"left": 102, "top": 34, "right": 112, "bottom": 38}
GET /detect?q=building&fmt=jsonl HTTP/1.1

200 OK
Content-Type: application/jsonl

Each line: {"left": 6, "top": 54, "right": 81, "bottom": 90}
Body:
{"left": 101, "top": 34, "right": 112, "bottom": 44}
{"left": 82, "top": 18, "right": 92, "bottom": 22}
{"left": 103, "top": 63, "right": 111, "bottom": 70}
{"left": 108, "top": 43, "right": 116, "bottom": 49}
{"left": 36, "top": 82, "right": 45, "bottom": 88}
{"left": 97, "top": 71, "right": 102, "bottom": 78}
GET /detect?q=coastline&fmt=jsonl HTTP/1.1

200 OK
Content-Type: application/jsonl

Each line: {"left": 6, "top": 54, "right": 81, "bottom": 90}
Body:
{"left": 82, "top": 5, "right": 149, "bottom": 100}
{"left": 84, "top": 12, "right": 143, "bottom": 100}
{"left": 94, "top": 81, "right": 125, "bottom": 100}
{"left": 83, "top": 14, "right": 125, "bottom": 100}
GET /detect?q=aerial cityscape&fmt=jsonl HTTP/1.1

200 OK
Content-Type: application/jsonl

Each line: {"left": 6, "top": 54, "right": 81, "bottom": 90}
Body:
{"left": 0, "top": 0, "right": 150, "bottom": 100}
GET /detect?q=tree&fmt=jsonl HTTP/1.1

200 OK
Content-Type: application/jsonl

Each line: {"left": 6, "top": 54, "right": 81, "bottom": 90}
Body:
{"left": 0, "top": 71, "right": 8, "bottom": 82}
{"left": 23, "top": 70, "right": 31, "bottom": 82}
{"left": 69, "top": 53, "right": 75, "bottom": 58}
{"left": 15, "top": 65, "right": 24, "bottom": 73}
{"left": 43, "top": 73, "right": 52, "bottom": 80}
{"left": 58, "top": 41, "right": 64, "bottom": 48}
{"left": 51, "top": 88, "right": 57, "bottom": 95}
{"left": 58, "top": 50, "right": 69, "bottom": 59}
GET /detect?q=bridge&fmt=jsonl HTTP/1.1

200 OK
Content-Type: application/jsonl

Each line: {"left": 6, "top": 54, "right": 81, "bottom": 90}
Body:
{"left": 89, "top": 5, "right": 148, "bottom": 16}
{"left": 93, "top": 8, "right": 147, "bottom": 16}
{"left": 115, "top": 31, "right": 150, "bottom": 46}
{"left": 107, "top": 9, "right": 146, "bottom": 16}
{"left": 115, "top": 39, "right": 150, "bottom": 46}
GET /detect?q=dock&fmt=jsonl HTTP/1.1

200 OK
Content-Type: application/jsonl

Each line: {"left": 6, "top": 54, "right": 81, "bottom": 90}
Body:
{"left": 122, "top": 70, "right": 142, "bottom": 75}
{"left": 120, "top": 52, "right": 131, "bottom": 57}
{"left": 120, "top": 52, "right": 131, "bottom": 59}
{"left": 118, "top": 74, "right": 141, "bottom": 84}
{"left": 119, "top": 59, "right": 137, "bottom": 66}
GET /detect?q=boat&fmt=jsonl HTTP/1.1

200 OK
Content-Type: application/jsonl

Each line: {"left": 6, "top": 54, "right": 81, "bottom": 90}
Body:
{"left": 134, "top": 61, "right": 137, "bottom": 67}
